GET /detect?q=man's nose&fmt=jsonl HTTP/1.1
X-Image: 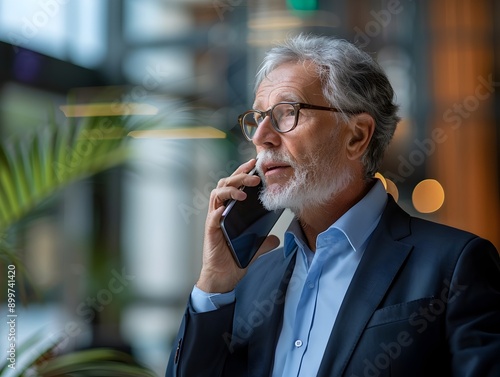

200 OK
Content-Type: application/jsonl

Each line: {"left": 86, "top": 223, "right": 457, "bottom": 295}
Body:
{"left": 251, "top": 115, "right": 280, "bottom": 148}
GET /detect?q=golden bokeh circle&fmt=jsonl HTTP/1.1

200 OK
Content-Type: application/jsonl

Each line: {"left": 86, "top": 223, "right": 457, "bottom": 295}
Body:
{"left": 412, "top": 179, "right": 445, "bottom": 213}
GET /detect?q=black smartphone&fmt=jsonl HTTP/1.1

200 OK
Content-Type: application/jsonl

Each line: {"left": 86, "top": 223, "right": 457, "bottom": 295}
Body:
{"left": 220, "top": 168, "right": 285, "bottom": 268}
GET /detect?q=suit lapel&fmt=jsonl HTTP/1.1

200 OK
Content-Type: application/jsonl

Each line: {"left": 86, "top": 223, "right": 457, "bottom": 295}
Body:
{"left": 317, "top": 197, "right": 413, "bottom": 377}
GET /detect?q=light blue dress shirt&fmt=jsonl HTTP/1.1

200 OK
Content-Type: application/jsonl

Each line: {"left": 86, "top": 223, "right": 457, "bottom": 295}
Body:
{"left": 191, "top": 180, "right": 387, "bottom": 376}
{"left": 272, "top": 180, "right": 387, "bottom": 376}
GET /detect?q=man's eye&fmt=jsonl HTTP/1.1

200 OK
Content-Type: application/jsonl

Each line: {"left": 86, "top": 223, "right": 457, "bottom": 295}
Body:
{"left": 274, "top": 104, "right": 295, "bottom": 119}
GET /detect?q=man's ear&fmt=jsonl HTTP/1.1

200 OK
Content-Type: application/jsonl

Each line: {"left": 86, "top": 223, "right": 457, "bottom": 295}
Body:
{"left": 345, "top": 113, "right": 375, "bottom": 160}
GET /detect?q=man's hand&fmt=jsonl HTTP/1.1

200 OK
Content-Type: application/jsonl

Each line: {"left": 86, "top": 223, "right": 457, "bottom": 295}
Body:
{"left": 196, "top": 159, "right": 280, "bottom": 293}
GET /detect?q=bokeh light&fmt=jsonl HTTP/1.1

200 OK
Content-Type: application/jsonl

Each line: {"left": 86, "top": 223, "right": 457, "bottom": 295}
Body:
{"left": 374, "top": 172, "right": 387, "bottom": 189}
{"left": 412, "top": 179, "right": 445, "bottom": 213}
{"left": 375, "top": 173, "right": 399, "bottom": 202}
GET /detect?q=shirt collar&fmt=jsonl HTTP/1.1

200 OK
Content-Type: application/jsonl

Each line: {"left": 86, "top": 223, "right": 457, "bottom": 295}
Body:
{"left": 284, "top": 179, "right": 387, "bottom": 257}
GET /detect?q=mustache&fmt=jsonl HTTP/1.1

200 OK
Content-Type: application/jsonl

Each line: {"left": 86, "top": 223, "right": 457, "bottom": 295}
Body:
{"left": 255, "top": 150, "right": 296, "bottom": 175}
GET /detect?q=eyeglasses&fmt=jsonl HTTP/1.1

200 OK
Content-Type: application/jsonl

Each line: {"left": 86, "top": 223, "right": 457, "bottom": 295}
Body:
{"left": 238, "top": 102, "right": 359, "bottom": 141}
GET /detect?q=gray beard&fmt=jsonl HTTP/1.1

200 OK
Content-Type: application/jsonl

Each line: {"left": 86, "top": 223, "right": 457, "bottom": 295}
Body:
{"left": 256, "top": 149, "right": 353, "bottom": 216}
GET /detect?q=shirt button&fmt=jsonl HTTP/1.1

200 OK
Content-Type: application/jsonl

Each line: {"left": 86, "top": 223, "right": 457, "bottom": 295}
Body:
{"left": 307, "top": 281, "right": 314, "bottom": 289}
{"left": 294, "top": 340, "right": 303, "bottom": 348}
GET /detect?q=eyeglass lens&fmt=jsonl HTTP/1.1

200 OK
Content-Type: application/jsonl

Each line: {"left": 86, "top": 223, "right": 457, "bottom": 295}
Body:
{"left": 242, "top": 103, "right": 297, "bottom": 139}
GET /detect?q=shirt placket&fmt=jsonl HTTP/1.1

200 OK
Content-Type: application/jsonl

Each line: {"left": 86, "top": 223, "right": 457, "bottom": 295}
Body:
{"left": 282, "top": 255, "right": 323, "bottom": 376}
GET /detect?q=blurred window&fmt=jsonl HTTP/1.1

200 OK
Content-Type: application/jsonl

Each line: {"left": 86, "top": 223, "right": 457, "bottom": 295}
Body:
{"left": 0, "top": 0, "right": 106, "bottom": 68}
{"left": 124, "top": 0, "right": 192, "bottom": 43}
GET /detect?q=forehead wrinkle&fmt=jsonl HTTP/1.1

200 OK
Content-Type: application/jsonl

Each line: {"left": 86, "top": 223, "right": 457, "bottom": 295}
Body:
{"left": 253, "top": 90, "right": 304, "bottom": 110}
{"left": 254, "top": 84, "right": 322, "bottom": 110}
{"left": 253, "top": 63, "right": 325, "bottom": 110}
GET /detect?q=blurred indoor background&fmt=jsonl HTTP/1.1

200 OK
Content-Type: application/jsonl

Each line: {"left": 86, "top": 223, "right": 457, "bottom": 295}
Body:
{"left": 0, "top": 0, "right": 499, "bottom": 375}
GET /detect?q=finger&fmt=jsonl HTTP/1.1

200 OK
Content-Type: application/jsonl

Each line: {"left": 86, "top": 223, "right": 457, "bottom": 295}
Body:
{"left": 229, "top": 158, "right": 257, "bottom": 177}
{"left": 217, "top": 174, "right": 260, "bottom": 192}
{"left": 210, "top": 159, "right": 260, "bottom": 210}
{"left": 211, "top": 186, "right": 248, "bottom": 209}
{"left": 217, "top": 159, "right": 259, "bottom": 189}
{"left": 205, "top": 205, "right": 226, "bottom": 230}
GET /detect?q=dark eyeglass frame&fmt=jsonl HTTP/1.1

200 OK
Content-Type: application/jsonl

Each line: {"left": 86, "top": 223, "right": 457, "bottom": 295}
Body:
{"left": 238, "top": 101, "right": 361, "bottom": 141}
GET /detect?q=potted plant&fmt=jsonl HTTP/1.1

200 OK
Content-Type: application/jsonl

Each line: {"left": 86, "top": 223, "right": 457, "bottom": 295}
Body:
{"left": 0, "top": 115, "right": 157, "bottom": 376}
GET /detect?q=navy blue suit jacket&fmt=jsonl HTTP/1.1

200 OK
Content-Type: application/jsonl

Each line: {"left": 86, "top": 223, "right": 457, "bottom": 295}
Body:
{"left": 166, "top": 196, "right": 500, "bottom": 376}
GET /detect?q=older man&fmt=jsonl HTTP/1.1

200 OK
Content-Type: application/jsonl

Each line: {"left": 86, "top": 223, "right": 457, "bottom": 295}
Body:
{"left": 166, "top": 34, "right": 500, "bottom": 377}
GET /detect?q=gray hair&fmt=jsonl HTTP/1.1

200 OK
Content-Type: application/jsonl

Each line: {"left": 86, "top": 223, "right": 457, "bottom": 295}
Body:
{"left": 254, "top": 34, "right": 400, "bottom": 178}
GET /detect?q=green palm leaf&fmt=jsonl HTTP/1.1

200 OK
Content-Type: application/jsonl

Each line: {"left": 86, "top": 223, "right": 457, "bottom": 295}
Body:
{"left": 0, "top": 117, "right": 130, "bottom": 233}
{"left": 35, "top": 348, "right": 157, "bottom": 377}
{"left": 0, "top": 115, "right": 134, "bottom": 303}
{"left": 0, "top": 116, "right": 159, "bottom": 376}
{"left": 0, "top": 330, "right": 157, "bottom": 377}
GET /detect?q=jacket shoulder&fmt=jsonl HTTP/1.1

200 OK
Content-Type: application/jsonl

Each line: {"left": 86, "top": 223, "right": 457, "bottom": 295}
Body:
{"left": 383, "top": 195, "right": 490, "bottom": 247}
